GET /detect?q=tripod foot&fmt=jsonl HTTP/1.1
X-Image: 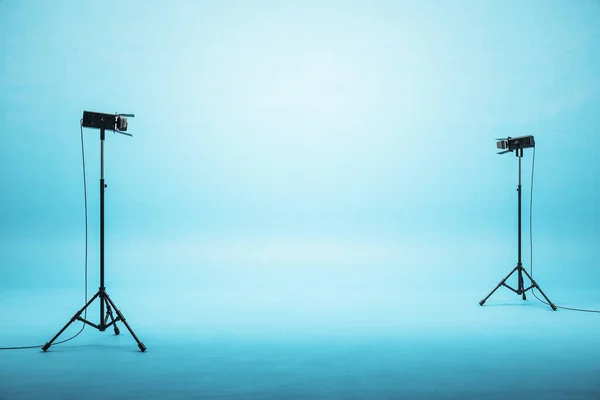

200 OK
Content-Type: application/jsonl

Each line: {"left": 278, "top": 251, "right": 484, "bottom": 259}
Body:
{"left": 551, "top": 303, "right": 557, "bottom": 311}
{"left": 114, "top": 326, "right": 120, "bottom": 335}
{"left": 522, "top": 293, "right": 526, "bottom": 300}
{"left": 138, "top": 342, "right": 146, "bottom": 352}
{"left": 42, "top": 343, "right": 51, "bottom": 352}
{"left": 479, "top": 300, "right": 485, "bottom": 306}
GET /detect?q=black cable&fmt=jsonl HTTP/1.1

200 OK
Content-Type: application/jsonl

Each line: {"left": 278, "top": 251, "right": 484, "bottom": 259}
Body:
{"left": 529, "top": 147, "right": 600, "bottom": 313}
{"left": 51, "top": 120, "right": 89, "bottom": 342}
{"left": 0, "top": 120, "right": 90, "bottom": 350}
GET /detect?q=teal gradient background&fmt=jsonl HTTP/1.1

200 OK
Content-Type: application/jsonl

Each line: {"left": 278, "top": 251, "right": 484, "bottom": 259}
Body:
{"left": 1, "top": 0, "right": 599, "bottom": 291}
{"left": 1, "top": 1, "right": 600, "bottom": 398}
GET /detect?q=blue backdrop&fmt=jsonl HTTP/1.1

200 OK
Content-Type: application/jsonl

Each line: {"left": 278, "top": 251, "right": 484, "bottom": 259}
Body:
{"left": 1, "top": 0, "right": 599, "bottom": 308}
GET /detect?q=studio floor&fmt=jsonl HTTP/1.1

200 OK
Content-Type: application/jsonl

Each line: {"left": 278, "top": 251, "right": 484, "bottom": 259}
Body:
{"left": 1, "top": 286, "right": 599, "bottom": 400}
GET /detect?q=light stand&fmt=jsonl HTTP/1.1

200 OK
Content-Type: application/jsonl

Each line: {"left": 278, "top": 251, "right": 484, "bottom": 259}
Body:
{"left": 479, "top": 147, "right": 557, "bottom": 310}
{"left": 42, "top": 120, "right": 146, "bottom": 352}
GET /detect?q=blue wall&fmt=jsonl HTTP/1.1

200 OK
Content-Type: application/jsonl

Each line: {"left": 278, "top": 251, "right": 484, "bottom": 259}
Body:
{"left": 1, "top": 0, "right": 599, "bottom": 298}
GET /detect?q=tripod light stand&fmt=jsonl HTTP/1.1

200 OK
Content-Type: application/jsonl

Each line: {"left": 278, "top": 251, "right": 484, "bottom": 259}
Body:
{"left": 479, "top": 137, "right": 557, "bottom": 310}
{"left": 42, "top": 112, "right": 146, "bottom": 352}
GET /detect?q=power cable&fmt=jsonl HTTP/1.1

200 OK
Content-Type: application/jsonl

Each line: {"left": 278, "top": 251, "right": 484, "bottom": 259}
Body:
{"left": 529, "top": 147, "right": 600, "bottom": 313}
{"left": 0, "top": 120, "right": 90, "bottom": 350}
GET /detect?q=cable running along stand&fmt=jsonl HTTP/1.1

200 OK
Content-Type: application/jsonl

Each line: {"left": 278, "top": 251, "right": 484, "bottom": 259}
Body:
{"left": 43, "top": 112, "right": 146, "bottom": 352}
{"left": 479, "top": 139, "right": 556, "bottom": 311}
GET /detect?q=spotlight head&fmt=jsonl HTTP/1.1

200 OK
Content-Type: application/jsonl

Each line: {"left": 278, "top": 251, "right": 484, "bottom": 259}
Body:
{"left": 82, "top": 111, "right": 135, "bottom": 136}
{"left": 496, "top": 135, "right": 535, "bottom": 154}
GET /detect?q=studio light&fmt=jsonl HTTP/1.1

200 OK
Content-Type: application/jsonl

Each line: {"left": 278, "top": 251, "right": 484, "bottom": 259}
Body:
{"left": 42, "top": 110, "right": 146, "bottom": 352}
{"left": 496, "top": 135, "right": 535, "bottom": 154}
{"left": 82, "top": 111, "right": 135, "bottom": 135}
{"left": 480, "top": 135, "right": 556, "bottom": 310}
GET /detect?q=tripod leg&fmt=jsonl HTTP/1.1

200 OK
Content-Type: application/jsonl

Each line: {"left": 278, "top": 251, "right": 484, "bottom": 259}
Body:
{"left": 42, "top": 291, "right": 100, "bottom": 352}
{"left": 518, "top": 267, "right": 526, "bottom": 300}
{"left": 105, "top": 302, "right": 120, "bottom": 335}
{"left": 521, "top": 268, "right": 557, "bottom": 311}
{"left": 104, "top": 293, "right": 146, "bottom": 352}
{"left": 479, "top": 265, "right": 519, "bottom": 306}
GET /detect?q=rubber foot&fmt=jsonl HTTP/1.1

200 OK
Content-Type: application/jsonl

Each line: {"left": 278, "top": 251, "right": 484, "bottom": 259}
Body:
{"left": 551, "top": 304, "right": 557, "bottom": 311}
{"left": 138, "top": 342, "right": 147, "bottom": 352}
{"left": 42, "top": 343, "right": 50, "bottom": 352}
{"left": 114, "top": 327, "right": 120, "bottom": 335}
{"left": 479, "top": 300, "right": 485, "bottom": 306}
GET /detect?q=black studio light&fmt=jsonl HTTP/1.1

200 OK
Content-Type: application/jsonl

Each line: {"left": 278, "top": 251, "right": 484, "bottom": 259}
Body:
{"left": 42, "top": 111, "right": 146, "bottom": 352}
{"left": 82, "top": 110, "right": 134, "bottom": 134}
{"left": 479, "top": 135, "right": 556, "bottom": 310}
{"left": 495, "top": 135, "right": 535, "bottom": 154}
